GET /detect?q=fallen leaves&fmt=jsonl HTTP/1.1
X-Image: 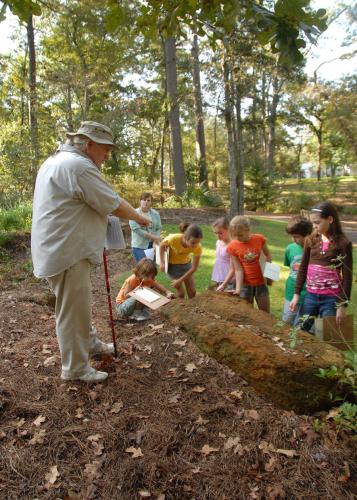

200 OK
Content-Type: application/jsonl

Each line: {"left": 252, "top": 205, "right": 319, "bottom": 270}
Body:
{"left": 44, "top": 465, "right": 59, "bottom": 489}
{"left": 87, "top": 434, "right": 104, "bottom": 456}
{"left": 168, "top": 394, "right": 181, "bottom": 404}
{"left": 110, "top": 401, "right": 124, "bottom": 413}
{"left": 192, "top": 386, "right": 206, "bottom": 393}
{"left": 75, "top": 408, "right": 84, "bottom": 419}
{"left": 125, "top": 446, "right": 143, "bottom": 458}
{"left": 259, "top": 441, "right": 298, "bottom": 458}
{"left": 173, "top": 339, "right": 187, "bottom": 347}
{"left": 227, "top": 390, "right": 243, "bottom": 401}
{"left": 148, "top": 323, "right": 164, "bottom": 331}
{"left": 43, "top": 355, "right": 57, "bottom": 367}
{"left": 196, "top": 415, "right": 209, "bottom": 425}
{"left": 185, "top": 363, "right": 197, "bottom": 373}
{"left": 84, "top": 459, "right": 103, "bottom": 481}
{"left": 33, "top": 415, "right": 46, "bottom": 427}
{"left": 136, "top": 362, "right": 152, "bottom": 370}
{"left": 29, "top": 429, "right": 46, "bottom": 445}
{"left": 246, "top": 409, "right": 259, "bottom": 421}
{"left": 201, "top": 444, "right": 219, "bottom": 456}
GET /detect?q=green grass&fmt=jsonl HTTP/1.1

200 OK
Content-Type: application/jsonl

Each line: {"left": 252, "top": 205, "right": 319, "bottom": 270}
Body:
{"left": 117, "top": 218, "right": 357, "bottom": 335}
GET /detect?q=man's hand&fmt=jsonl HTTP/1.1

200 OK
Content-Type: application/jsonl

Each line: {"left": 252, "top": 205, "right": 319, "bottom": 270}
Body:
{"left": 137, "top": 214, "right": 150, "bottom": 226}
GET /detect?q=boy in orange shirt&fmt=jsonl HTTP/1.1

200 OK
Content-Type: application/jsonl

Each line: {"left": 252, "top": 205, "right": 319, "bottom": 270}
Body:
{"left": 226, "top": 215, "right": 272, "bottom": 312}
{"left": 116, "top": 258, "right": 174, "bottom": 320}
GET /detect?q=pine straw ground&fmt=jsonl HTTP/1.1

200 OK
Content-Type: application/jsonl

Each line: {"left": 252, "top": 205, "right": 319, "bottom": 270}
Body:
{"left": 0, "top": 228, "right": 356, "bottom": 499}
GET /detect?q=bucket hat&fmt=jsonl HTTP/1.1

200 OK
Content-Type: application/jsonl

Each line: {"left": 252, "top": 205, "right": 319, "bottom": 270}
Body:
{"left": 66, "top": 121, "right": 117, "bottom": 147}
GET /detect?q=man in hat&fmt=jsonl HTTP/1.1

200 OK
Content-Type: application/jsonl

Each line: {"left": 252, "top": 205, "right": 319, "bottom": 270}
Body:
{"left": 31, "top": 121, "right": 150, "bottom": 383}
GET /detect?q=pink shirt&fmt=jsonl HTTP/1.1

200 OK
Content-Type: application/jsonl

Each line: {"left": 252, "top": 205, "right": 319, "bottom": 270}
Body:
{"left": 212, "top": 240, "right": 232, "bottom": 283}
{"left": 306, "top": 241, "right": 341, "bottom": 296}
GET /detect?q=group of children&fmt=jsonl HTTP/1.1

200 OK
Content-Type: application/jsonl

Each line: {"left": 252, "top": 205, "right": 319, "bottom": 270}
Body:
{"left": 116, "top": 200, "right": 353, "bottom": 332}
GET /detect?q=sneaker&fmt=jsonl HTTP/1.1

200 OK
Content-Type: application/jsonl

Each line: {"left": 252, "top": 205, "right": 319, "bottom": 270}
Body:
{"left": 89, "top": 340, "right": 114, "bottom": 355}
{"left": 61, "top": 368, "right": 108, "bottom": 383}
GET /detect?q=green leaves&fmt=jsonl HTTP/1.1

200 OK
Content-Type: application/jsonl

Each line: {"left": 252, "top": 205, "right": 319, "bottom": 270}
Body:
{"left": 1, "top": 0, "right": 42, "bottom": 22}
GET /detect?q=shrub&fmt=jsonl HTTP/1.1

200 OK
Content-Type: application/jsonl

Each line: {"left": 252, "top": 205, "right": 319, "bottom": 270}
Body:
{"left": 0, "top": 203, "right": 33, "bottom": 232}
{"left": 275, "top": 192, "right": 316, "bottom": 213}
{"left": 164, "top": 184, "right": 223, "bottom": 209}
{"left": 245, "top": 157, "right": 280, "bottom": 211}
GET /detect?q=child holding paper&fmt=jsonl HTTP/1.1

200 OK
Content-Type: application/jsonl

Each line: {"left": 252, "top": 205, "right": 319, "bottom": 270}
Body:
{"left": 226, "top": 215, "right": 272, "bottom": 312}
{"left": 116, "top": 258, "right": 174, "bottom": 321}
{"left": 282, "top": 216, "right": 313, "bottom": 325}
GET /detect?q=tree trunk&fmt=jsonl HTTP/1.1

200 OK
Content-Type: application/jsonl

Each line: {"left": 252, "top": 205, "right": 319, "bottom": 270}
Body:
{"left": 66, "top": 84, "right": 74, "bottom": 131}
{"left": 235, "top": 90, "right": 245, "bottom": 214}
{"left": 223, "top": 44, "right": 238, "bottom": 217}
{"left": 317, "top": 126, "right": 323, "bottom": 181}
{"left": 27, "top": 14, "right": 40, "bottom": 191}
{"left": 160, "top": 115, "right": 169, "bottom": 205}
{"left": 266, "top": 75, "right": 280, "bottom": 177}
{"left": 191, "top": 34, "right": 208, "bottom": 187}
{"left": 164, "top": 36, "right": 186, "bottom": 195}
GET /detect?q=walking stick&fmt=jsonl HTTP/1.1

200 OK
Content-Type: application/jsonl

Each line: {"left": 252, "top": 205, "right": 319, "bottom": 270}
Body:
{"left": 103, "top": 249, "right": 118, "bottom": 358}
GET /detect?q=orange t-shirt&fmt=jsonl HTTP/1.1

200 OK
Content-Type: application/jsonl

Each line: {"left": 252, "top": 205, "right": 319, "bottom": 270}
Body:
{"left": 116, "top": 275, "right": 156, "bottom": 304}
{"left": 226, "top": 234, "right": 266, "bottom": 286}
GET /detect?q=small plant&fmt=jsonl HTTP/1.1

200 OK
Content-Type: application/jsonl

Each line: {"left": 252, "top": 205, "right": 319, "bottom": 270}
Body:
{"left": 331, "top": 402, "right": 357, "bottom": 432}
{"left": 287, "top": 314, "right": 312, "bottom": 348}
{"left": 317, "top": 351, "right": 357, "bottom": 433}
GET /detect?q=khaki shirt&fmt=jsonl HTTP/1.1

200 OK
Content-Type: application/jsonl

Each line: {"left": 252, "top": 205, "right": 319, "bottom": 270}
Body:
{"left": 31, "top": 144, "right": 121, "bottom": 278}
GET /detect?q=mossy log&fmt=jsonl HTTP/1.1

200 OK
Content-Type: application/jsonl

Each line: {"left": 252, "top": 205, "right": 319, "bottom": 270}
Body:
{"left": 161, "top": 291, "right": 345, "bottom": 414}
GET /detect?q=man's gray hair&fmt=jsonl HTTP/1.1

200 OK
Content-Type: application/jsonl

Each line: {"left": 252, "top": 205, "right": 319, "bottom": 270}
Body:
{"left": 66, "top": 134, "right": 90, "bottom": 151}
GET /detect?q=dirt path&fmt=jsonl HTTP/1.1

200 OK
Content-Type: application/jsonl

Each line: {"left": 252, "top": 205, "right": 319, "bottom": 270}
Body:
{"left": 0, "top": 212, "right": 356, "bottom": 499}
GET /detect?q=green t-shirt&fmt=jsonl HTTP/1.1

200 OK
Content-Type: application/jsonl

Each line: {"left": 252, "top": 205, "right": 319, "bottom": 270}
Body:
{"left": 283, "top": 242, "right": 306, "bottom": 301}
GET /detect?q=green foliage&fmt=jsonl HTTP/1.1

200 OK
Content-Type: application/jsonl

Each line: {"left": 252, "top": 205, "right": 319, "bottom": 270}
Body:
{"left": 1, "top": 0, "right": 42, "bottom": 21}
{"left": 275, "top": 192, "right": 316, "bottom": 213}
{"left": 0, "top": 203, "right": 32, "bottom": 231}
{"left": 164, "top": 184, "right": 223, "bottom": 208}
{"left": 245, "top": 157, "right": 281, "bottom": 211}
{"left": 317, "top": 351, "right": 357, "bottom": 432}
{"left": 331, "top": 402, "right": 357, "bottom": 432}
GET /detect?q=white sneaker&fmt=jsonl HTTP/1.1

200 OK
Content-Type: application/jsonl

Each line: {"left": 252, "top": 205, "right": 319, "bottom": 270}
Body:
{"left": 61, "top": 368, "right": 108, "bottom": 383}
{"left": 89, "top": 341, "right": 114, "bottom": 355}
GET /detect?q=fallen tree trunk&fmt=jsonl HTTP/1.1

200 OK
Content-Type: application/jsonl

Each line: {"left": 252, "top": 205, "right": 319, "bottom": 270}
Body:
{"left": 161, "top": 291, "right": 345, "bottom": 414}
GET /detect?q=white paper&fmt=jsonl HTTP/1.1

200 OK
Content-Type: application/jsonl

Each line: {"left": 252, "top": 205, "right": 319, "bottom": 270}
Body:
{"left": 105, "top": 215, "right": 126, "bottom": 250}
{"left": 155, "top": 244, "right": 169, "bottom": 273}
{"left": 134, "top": 287, "right": 161, "bottom": 303}
{"left": 263, "top": 262, "right": 281, "bottom": 281}
{"left": 144, "top": 247, "right": 155, "bottom": 260}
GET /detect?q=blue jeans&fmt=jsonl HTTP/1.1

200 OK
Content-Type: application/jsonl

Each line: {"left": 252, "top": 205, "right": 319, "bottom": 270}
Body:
{"left": 299, "top": 291, "right": 337, "bottom": 332}
{"left": 132, "top": 242, "right": 153, "bottom": 263}
{"left": 116, "top": 297, "right": 137, "bottom": 317}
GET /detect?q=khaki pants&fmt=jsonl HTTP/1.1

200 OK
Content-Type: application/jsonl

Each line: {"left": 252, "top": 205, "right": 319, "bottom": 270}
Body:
{"left": 47, "top": 259, "right": 93, "bottom": 378}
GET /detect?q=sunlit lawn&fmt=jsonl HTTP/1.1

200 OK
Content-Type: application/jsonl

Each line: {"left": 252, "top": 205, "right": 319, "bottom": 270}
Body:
{"left": 117, "top": 218, "right": 357, "bottom": 335}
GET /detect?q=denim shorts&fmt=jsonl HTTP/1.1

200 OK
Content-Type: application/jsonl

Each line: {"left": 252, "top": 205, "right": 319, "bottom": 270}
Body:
{"left": 240, "top": 283, "right": 269, "bottom": 301}
{"left": 299, "top": 291, "right": 337, "bottom": 332}
{"left": 168, "top": 262, "right": 192, "bottom": 279}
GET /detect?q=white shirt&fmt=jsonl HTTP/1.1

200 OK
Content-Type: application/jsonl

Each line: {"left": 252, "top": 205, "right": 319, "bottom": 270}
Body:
{"left": 31, "top": 144, "right": 121, "bottom": 277}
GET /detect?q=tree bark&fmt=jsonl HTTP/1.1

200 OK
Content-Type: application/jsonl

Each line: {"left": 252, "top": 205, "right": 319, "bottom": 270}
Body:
{"left": 235, "top": 89, "right": 245, "bottom": 214}
{"left": 266, "top": 75, "right": 281, "bottom": 177}
{"left": 191, "top": 34, "right": 208, "bottom": 187}
{"left": 164, "top": 36, "right": 186, "bottom": 195}
{"left": 223, "top": 44, "right": 238, "bottom": 217}
{"left": 27, "top": 14, "right": 40, "bottom": 191}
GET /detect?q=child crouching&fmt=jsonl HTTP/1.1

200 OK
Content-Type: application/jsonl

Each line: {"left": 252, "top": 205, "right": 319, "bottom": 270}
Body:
{"left": 116, "top": 258, "right": 174, "bottom": 321}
